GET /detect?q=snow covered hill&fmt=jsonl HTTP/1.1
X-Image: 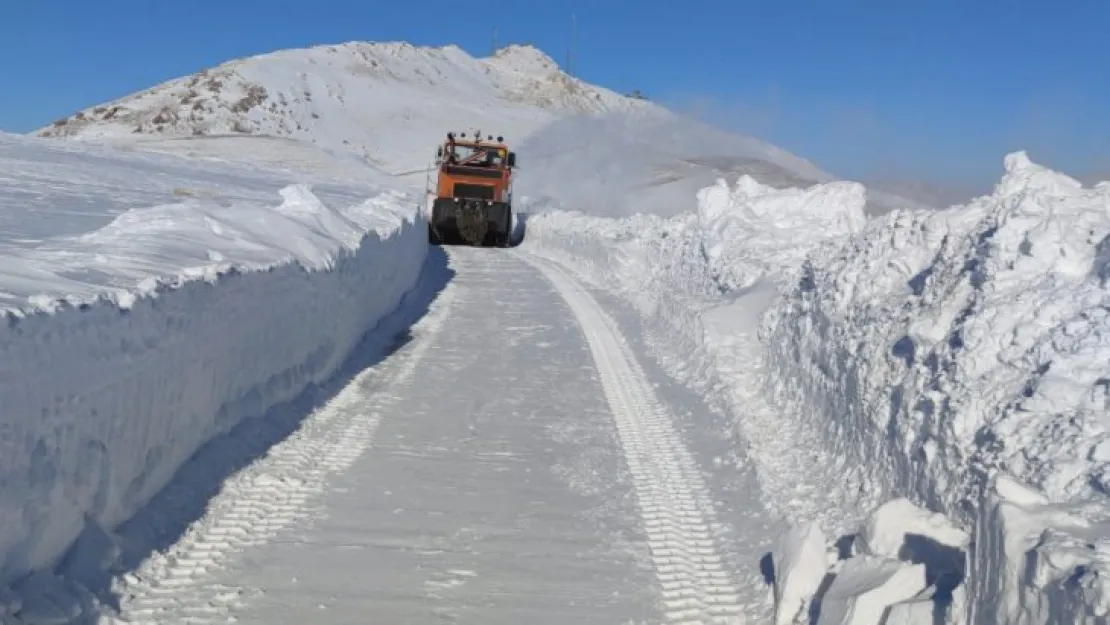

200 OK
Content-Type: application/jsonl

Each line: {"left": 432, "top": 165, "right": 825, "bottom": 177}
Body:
{"left": 34, "top": 43, "right": 649, "bottom": 176}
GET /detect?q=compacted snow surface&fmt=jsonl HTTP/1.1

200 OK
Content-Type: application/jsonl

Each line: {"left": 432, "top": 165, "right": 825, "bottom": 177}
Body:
{"left": 94, "top": 249, "right": 777, "bottom": 624}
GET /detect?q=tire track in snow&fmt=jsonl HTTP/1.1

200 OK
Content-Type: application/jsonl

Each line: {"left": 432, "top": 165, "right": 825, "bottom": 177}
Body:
{"left": 518, "top": 251, "right": 746, "bottom": 625}
{"left": 105, "top": 281, "right": 458, "bottom": 625}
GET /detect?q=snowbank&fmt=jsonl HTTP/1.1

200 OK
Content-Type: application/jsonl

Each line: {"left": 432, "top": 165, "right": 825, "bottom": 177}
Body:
{"left": 969, "top": 475, "right": 1110, "bottom": 625}
{"left": 772, "top": 522, "right": 829, "bottom": 625}
{"left": 0, "top": 134, "right": 427, "bottom": 588}
{"left": 760, "top": 151, "right": 1110, "bottom": 622}
{"left": 695, "top": 175, "right": 867, "bottom": 291}
{"left": 520, "top": 174, "right": 870, "bottom": 528}
{"left": 762, "top": 150, "right": 1110, "bottom": 517}
{"left": 520, "top": 171, "right": 866, "bottom": 296}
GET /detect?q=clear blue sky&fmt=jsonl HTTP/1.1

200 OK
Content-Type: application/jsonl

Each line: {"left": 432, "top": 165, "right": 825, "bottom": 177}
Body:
{"left": 2, "top": 0, "right": 1107, "bottom": 185}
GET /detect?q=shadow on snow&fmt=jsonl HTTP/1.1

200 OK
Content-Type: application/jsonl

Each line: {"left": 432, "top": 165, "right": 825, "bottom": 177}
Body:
{"left": 46, "top": 247, "right": 455, "bottom": 623}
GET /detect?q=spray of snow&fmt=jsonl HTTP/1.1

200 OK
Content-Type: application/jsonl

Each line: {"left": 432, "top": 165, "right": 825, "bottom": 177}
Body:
{"left": 513, "top": 111, "right": 928, "bottom": 219}
{"left": 0, "top": 133, "right": 428, "bottom": 599}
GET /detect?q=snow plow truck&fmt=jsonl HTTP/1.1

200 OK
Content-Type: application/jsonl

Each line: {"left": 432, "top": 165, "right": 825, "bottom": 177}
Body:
{"left": 427, "top": 131, "right": 517, "bottom": 247}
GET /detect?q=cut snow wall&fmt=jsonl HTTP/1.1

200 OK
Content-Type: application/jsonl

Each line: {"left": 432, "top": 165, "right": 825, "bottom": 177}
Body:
{"left": 695, "top": 175, "right": 867, "bottom": 292}
{"left": 527, "top": 154, "right": 1110, "bottom": 622}
{"left": 760, "top": 151, "right": 1110, "bottom": 623}
{"left": 760, "top": 151, "right": 1110, "bottom": 519}
{"left": 519, "top": 207, "right": 722, "bottom": 392}
{"left": 0, "top": 206, "right": 426, "bottom": 585}
{"left": 519, "top": 175, "right": 870, "bottom": 528}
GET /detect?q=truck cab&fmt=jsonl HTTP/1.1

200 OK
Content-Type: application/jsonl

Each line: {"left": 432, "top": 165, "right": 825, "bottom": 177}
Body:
{"left": 428, "top": 131, "right": 518, "bottom": 247}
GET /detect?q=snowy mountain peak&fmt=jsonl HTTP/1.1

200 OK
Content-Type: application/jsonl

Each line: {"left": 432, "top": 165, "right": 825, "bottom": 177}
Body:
{"left": 485, "top": 44, "right": 561, "bottom": 76}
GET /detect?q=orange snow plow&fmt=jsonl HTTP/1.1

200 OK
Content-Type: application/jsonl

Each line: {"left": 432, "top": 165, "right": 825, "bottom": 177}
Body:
{"left": 427, "top": 131, "right": 517, "bottom": 247}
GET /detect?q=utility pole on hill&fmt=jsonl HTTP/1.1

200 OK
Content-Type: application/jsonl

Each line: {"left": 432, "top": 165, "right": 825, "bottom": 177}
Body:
{"left": 492, "top": 26, "right": 499, "bottom": 54}
{"left": 566, "top": 12, "right": 577, "bottom": 76}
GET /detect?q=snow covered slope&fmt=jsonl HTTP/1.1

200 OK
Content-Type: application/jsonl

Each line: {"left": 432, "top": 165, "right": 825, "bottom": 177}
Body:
{"left": 0, "top": 131, "right": 428, "bottom": 590}
{"left": 106, "top": 134, "right": 399, "bottom": 186}
{"left": 34, "top": 43, "right": 648, "bottom": 175}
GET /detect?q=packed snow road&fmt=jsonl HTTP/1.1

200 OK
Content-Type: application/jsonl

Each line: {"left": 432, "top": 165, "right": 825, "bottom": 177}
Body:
{"left": 106, "top": 247, "right": 763, "bottom": 625}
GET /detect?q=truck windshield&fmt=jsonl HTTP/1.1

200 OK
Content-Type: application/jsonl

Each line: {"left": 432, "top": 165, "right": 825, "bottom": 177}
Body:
{"left": 450, "top": 145, "right": 479, "bottom": 161}
{"left": 446, "top": 144, "right": 501, "bottom": 166}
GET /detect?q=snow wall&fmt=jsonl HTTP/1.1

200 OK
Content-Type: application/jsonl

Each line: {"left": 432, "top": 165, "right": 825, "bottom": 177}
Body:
{"left": 0, "top": 177, "right": 428, "bottom": 589}
{"left": 521, "top": 152, "right": 1110, "bottom": 623}
{"left": 519, "top": 176, "right": 875, "bottom": 533}
{"left": 761, "top": 151, "right": 1110, "bottom": 623}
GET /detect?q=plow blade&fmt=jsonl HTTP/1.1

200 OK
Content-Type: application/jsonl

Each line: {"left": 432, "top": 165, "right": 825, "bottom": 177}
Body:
{"left": 428, "top": 198, "right": 513, "bottom": 247}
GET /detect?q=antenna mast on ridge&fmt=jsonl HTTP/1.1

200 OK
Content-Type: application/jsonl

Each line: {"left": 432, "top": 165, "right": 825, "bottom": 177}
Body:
{"left": 567, "top": 13, "right": 577, "bottom": 76}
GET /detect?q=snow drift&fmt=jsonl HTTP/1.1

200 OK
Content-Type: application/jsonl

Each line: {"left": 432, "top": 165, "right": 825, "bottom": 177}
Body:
{"left": 968, "top": 474, "right": 1110, "bottom": 625}
{"left": 695, "top": 175, "right": 867, "bottom": 291}
{"left": 0, "top": 133, "right": 427, "bottom": 589}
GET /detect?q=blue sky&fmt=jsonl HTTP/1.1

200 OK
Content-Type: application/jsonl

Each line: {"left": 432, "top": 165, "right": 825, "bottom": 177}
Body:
{"left": 2, "top": 0, "right": 1107, "bottom": 185}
